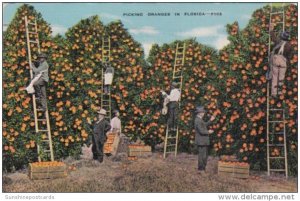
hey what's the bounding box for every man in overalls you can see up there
[269,24,292,96]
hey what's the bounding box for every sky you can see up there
[3,2,267,57]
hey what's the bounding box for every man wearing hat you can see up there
[194,106,215,173]
[268,24,292,96]
[91,108,111,163]
[30,53,49,111]
[161,82,181,131]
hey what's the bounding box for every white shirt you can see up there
[110,117,121,133]
[168,88,181,102]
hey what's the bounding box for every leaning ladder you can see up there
[101,35,112,121]
[163,42,186,158]
[25,16,54,162]
[266,3,288,178]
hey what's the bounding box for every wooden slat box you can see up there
[104,132,120,155]
[29,162,67,180]
[218,161,250,179]
[128,144,152,157]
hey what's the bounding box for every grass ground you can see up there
[2,152,297,193]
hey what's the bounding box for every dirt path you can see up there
[3,153,297,193]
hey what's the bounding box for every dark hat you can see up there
[195,106,206,114]
[37,53,47,59]
[113,110,119,115]
[280,31,290,41]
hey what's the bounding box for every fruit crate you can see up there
[104,132,120,155]
[28,161,67,180]
[218,161,250,179]
[128,144,152,157]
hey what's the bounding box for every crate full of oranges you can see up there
[28,161,67,180]
[218,160,250,179]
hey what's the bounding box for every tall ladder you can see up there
[25,16,54,162]
[163,43,186,158]
[266,3,288,178]
[101,35,112,121]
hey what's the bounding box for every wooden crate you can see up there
[104,132,120,155]
[128,144,152,157]
[218,161,250,179]
[28,162,67,180]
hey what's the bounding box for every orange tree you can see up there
[210,4,297,175]
[2,4,72,170]
[64,17,146,146]
[137,39,219,151]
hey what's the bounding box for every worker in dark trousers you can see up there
[31,53,49,112]
[194,106,215,174]
[91,109,111,163]
[268,24,292,96]
[161,82,181,131]
[104,62,114,94]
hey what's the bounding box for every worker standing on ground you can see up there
[268,24,292,96]
[29,53,49,112]
[104,62,114,94]
[91,109,111,163]
[194,106,215,174]
[161,82,181,131]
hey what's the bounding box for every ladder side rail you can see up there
[25,16,39,133]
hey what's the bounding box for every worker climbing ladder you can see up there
[163,42,186,158]
[266,3,288,178]
[24,16,54,162]
[101,35,112,120]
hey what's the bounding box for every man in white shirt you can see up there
[104,62,114,94]
[110,110,121,135]
[161,82,181,131]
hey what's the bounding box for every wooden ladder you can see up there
[101,35,112,121]
[266,3,288,178]
[163,42,186,158]
[25,16,54,162]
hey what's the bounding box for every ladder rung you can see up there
[28,31,38,34]
[27,22,36,26]
[173,76,182,79]
[36,109,46,112]
[269,132,285,135]
[269,157,285,159]
[270,12,284,15]
[167,144,176,147]
[174,63,183,66]
[167,137,177,139]
[41,140,50,142]
[269,121,284,123]
[269,144,284,146]
[166,151,176,154]
[37,119,47,121]
[269,169,286,172]
[38,129,49,132]
[269,109,284,111]
[29,40,38,43]
[44,150,51,153]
